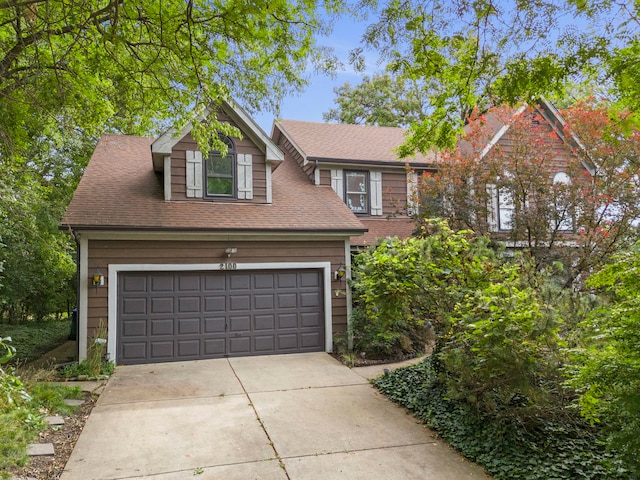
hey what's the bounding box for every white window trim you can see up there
[265,162,273,203]
[497,186,515,231]
[163,155,171,201]
[553,171,574,231]
[344,170,370,214]
[487,184,499,232]
[105,262,334,362]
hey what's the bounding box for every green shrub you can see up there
[348,306,427,358]
[350,220,499,357]
[60,359,115,379]
[567,241,640,474]
[438,262,566,418]
[60,319,114,379]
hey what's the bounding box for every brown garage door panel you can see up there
[118,270,325,364]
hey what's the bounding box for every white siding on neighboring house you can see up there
[186,150,203,198]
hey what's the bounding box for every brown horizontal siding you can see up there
[276,137,315,182]
[319,169,331,186]
[382,171,409,216]
[170,132,268,203]
[494,117,580,178]
[86,238,348,345]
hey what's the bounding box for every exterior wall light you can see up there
[91,267,104,287]
[224,247,238,257]
[335,264,346,281]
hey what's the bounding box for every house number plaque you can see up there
[220,262,238,270]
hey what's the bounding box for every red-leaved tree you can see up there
[412,100,640,287]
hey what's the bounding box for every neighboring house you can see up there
[414,99,596,246]
[474,99,594,239]
[271,120,435,248]
[62,101,366,365]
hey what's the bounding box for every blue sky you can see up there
[252,14,379,134]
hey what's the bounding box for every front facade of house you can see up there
[63,102,366,365]
[63,98,586,365]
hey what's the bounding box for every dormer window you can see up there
[205,136,235,198]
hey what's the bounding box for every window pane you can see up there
[207,177,233,196]
[499,207,514,230]
[346,172,367,193]
[498,188,514,230]
[347,193,367,213]
[208,155,233,176]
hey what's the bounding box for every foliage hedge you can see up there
[374,357,632,480]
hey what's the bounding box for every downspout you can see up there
[70,226,80,361]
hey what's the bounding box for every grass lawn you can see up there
[1,319,72,364]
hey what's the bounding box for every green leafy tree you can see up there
[0,157,77,322]
[323,73,427,127]
[567,242,640,473]
[0,0,345,321]
[0,0,343,157]
[355,0,640,152]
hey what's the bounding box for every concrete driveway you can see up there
[60,353,489,480]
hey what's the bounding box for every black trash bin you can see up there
[69,307,78,341]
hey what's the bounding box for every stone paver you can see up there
[63,399,84,407]
[45,415,65,425]
[26,443,54,456]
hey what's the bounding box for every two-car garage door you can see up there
[117,269,325,365]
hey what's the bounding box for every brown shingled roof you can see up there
[62,134,366,234]
[275,120,436,165]
[351,217,416,247]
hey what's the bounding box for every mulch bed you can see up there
[330,351,424,367]
[8,393,97,480]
